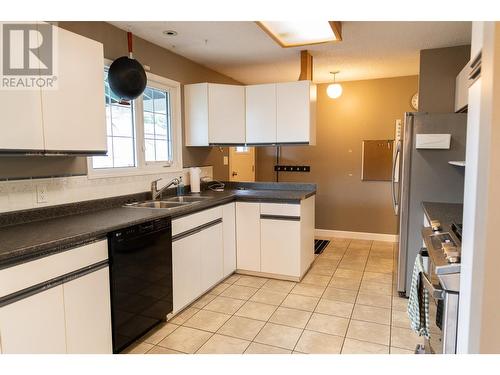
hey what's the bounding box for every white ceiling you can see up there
[109,21,471,84]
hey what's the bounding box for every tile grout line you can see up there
[340,238,372,353]
[134,239,404,354]
[241,278,283,353]
[292,238,352,354]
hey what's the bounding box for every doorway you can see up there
[229,146,255,182]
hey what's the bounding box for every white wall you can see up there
[0,166,213,213]
[458,21,500,354]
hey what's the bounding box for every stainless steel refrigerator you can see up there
[393,112,467,296]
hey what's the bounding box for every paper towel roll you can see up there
[190,167,201,193]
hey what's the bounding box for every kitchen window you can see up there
[88,67,182,178]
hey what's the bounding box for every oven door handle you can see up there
[421,272,445,300]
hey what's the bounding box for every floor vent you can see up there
[314,239,330,254]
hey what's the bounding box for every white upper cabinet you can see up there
[277,81,316,144]
[41,25,106,152]
[184,83,245,146]
[245,83,277,144]
[0,90,44,152]
[184,80,316,146]
[208,84,246,144]
[184,83,209,146]
[471,21,484,61]
[455,63,470,112]
[0,22,44,153]
[0,23,106,154]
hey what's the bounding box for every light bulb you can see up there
[327,83,343,99]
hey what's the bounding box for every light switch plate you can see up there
[223,156,229,165]
[416,134,451,149]
[36,185,48,203]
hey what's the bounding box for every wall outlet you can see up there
[223,156,229,165]
[36,185,48,203]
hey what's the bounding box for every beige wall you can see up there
[256,75,419,234]
[418,45,470,113]
[0,21,238,181]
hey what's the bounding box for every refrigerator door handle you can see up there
[391,140,401,215]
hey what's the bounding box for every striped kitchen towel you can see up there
[407,253,430,338]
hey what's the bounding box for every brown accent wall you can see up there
[256,76,419,234]
[418,45,470,113]
[0,21,238,181]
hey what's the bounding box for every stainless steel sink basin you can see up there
[165,195,211,203]
[127,200,190,209]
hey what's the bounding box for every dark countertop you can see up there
[0,186,316,268]
[421,201,463,230]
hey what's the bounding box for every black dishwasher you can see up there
[108,217,172,353]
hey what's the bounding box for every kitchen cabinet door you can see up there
[236,202,261,272]
[276,81,316,144]
[63,267,112,354]
[0,21,44,153]
[199,222,224,291]
[41,25,107,152]
[471,22,484,61]
[184,83,209,146]
[0,285,66,353]
[261,218,301,277]
[245,83,277,144]
[172,234,202,313]
[0,90,44,152]
[222,203,237,277]
[208,84,246,144]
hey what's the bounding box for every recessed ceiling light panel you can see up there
[257,21,341,48]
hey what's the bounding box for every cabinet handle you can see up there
[260,214,300,221]
[172,218,223,242]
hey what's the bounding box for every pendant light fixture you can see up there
[327,71,343,99]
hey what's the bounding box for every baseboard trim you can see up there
[315,229,399,243]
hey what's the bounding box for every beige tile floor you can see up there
[123,237,422,354]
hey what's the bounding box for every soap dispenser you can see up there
[177,177,185,196]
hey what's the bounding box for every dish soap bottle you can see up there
[177,177,185,196]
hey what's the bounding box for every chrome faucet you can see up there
[151,177,180,200]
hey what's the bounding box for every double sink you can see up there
[127,195,211,209]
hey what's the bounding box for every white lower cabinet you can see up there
[171,205,236,315]
[235,196,315,280]
[0,286,67,354]
[222,203,237,277]
[200,222,224,293]
[0,240,112,354]
[236,202,261,272]
[172,212,224,314]
[261,218,301,277]
[172,234,202,313]
[63,267,112,354]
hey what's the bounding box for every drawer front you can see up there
[0,239,108,298]
[172,206,223,236]
[260,202,300,217]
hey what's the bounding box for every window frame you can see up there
[87,63,183,179]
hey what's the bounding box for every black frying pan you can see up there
[108,32,147,102]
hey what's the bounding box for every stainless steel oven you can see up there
[420,248,459,354]
[420,226,461,354]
